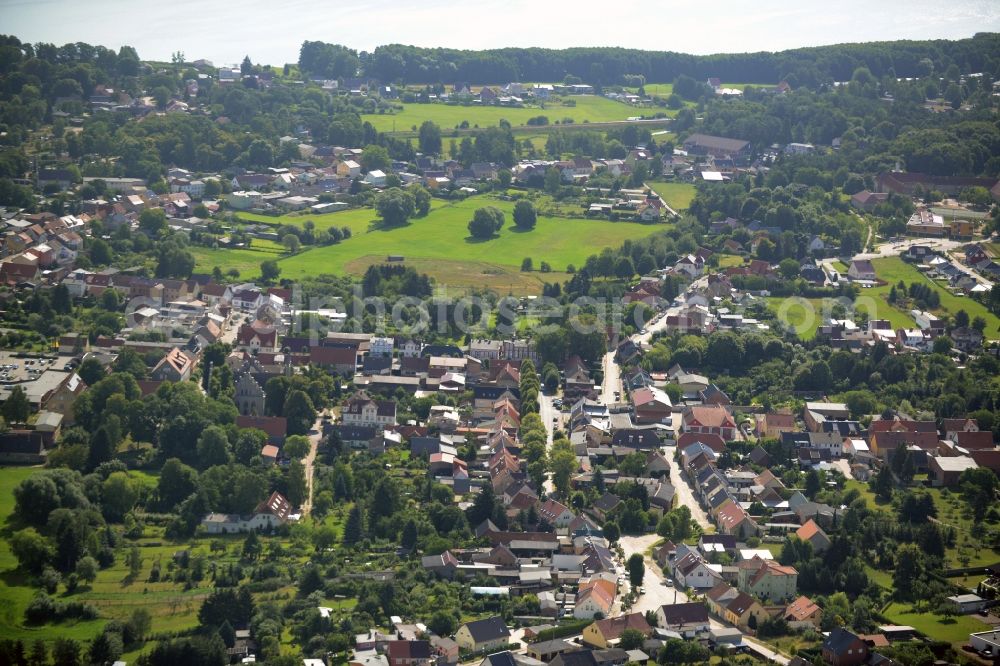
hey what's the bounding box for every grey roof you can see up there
[464,616,510,643]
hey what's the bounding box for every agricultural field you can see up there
[214,195,668,292]
[362,95,640,133]
[870,257,1000,339]
[645,181,697,211]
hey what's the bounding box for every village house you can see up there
[200,491,293,533]
[681,405,737,440]
[454,617,511,654]
[574,577,616,619]
[342,391,397,428]
[150,347,195,382]
[821,627,869,666]
[846,259,876,282]
[737,557,798,602]
[655,603,710,638]
[582,613,651,648]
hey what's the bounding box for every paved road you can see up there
[600,352,621,404]
[618,535,790,665]
[663,445,712,529]
[538,392,559,495]
[218,312,246,346]
[618,535,688,614]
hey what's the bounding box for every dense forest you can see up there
[312,34,1000,86]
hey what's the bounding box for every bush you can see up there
[24,593,99,624]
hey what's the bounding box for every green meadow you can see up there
[363,95,641,133]
[871,257,1000,339]
[644,181,697,211]
[196,195,668,293]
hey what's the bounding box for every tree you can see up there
[87,426,115,471]
[361,144,391,172]
[512,200,537,230]
[627,553,645,587]
[778,258,800,279]
[2,385,30,424]
[77,357,105,386]
[549,438,577,497]
[411,185,432,217]
[282,233,301,253]
[614,256,635,279]
[287,460,306,507]
[283,435,310,460]
[51,639,81,666]
[11,528,54,574]
[892,544,923,601]
[102,472,139,522]
[75,555,98,585]
[466,482,497,527]
[138,208,167,235]
[196,426,231,468]
[343,504,364,545]
[158,458,199,509]
[960,466,999,522]
[89,631,123,666]
[429,610,457,637]
[468,206,505,238]
[375,187,416,227]
[418,121,442,155]
[954,309,970,329]
[619,628,645,651]
[260,260,281,283]
[521,257,533,272]
[283,390,316,436]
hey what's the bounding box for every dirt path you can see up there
[299,414,324,516]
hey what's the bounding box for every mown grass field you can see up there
[764,297,828,339]
[645,181,696,211]
[198,196,667,293]
[871,257,1000,339]
[882,602,990,645]
[363,95,637,133]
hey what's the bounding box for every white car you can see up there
[664,579,674,587]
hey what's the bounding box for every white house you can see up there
[370,336,394,357]
[364,170,387,187]
[200,491,292,533]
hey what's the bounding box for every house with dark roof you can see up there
[682,134,750,158]
[455,617,510,654]
[822,627,868,666]
[386,640,433,666]
[656,602,710,638]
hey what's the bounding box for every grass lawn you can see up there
[831,260,849,273]
[883,602,991,644]
[764,297,828,339]
[717,254,744,269]
[985,243,1000,258]
[190,245,283,278]
[363,95,635,133]
[272,196,666,291]
[870,257,1000,339]
[645,181,696,211]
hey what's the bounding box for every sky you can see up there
[1,0,999,66]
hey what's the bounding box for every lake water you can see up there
[1,0,998,68]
